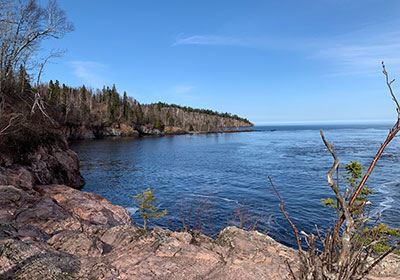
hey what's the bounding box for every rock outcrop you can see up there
[1,181,399,279]
[141,106,253,132]
[60,106,253,140]
[0,138,85,189]
[0,181,299,279]
[61,124,140,140]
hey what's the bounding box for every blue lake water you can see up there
[71,123,400,248]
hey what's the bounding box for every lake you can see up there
[71,123,400,248]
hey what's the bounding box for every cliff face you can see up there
[0,137,85,189]
[61,123,140,140]
[61,106,254,140]
[142,106,253,132]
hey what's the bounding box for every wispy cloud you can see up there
[155,84,200,103]
[171,85,195,94]
[69,61,108,87]
[173,34,242,46]
[307,24,400,76]
[172,33,302,50]
[311,42,400,76]
[177,23,400,77]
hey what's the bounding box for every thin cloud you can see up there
[69,60,108,87]
[173,35,242,46]
[312,43,400,76]
[170,85,199,100]
[155,85,200,103]
[307,24,400,76]
[173,25,400,76]
[172,85,195,94]
[172,33,304,50]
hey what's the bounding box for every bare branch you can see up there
[0,113,19,135]
[268,175,303,252]
[337,62,400,228]
[35,48,66,86]
[0,0,73,93]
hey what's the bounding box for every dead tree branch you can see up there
[268,175,302,252]
[337,61,400,228]
[269,62,400,279]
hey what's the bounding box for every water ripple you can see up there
[71,123,400,248]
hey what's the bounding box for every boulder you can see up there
[36,184,132,227]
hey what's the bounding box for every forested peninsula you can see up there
[35,79,253,140]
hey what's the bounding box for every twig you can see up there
[268,175,302,252]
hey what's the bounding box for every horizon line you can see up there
[253,119,394,126]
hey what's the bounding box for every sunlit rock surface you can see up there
[0,182,399,279]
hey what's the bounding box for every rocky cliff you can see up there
[141,105,253,132]
[0,137,85,189]
[61,108,254,140]
[1,182,399,279]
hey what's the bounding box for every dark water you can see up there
[71,123,400,248]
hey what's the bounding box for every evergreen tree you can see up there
[134,188,167,230]
[123,91,129,120]
[54,80,61,105]
[17,64,31,95]
[48,80,55,103]
[81,85,87,103]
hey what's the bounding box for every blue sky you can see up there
[40,0,400,124]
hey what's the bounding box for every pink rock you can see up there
[36,184,132,227]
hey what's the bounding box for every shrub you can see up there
[134,188,167,230]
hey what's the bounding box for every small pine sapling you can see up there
[321,160,373,216]
[134,188,167,230]
[322,160,400,255]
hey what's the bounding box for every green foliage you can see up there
[123,91,129,120]
[134,188,167,230]
[134,103,144,125]
[151,101,251,124]
[321,161,373,215]
[17,64,31,95]
[361,223,400,255]
[154,118,161,129]
[321,160,400,255]
[29,77,251,130]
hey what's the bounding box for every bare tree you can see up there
[269,62,400,279]
[0,0,73,93]
[230,201,269,231]
[179,193,215,234]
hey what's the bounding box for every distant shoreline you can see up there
[188,128,257,135]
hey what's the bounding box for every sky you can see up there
[39,0,400,124]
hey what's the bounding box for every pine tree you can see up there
[123,91,129,120]
[48,80,55,103]
[17,64,31,95]
[54,80,61,105]
[134,188,167,230]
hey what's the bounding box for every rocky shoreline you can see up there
[61,123,255,141]
[0,139,399,279]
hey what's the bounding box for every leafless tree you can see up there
[0,0,73,93]
[179,193,215,234]
[269,62,400,279]
[230,201,269,231]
